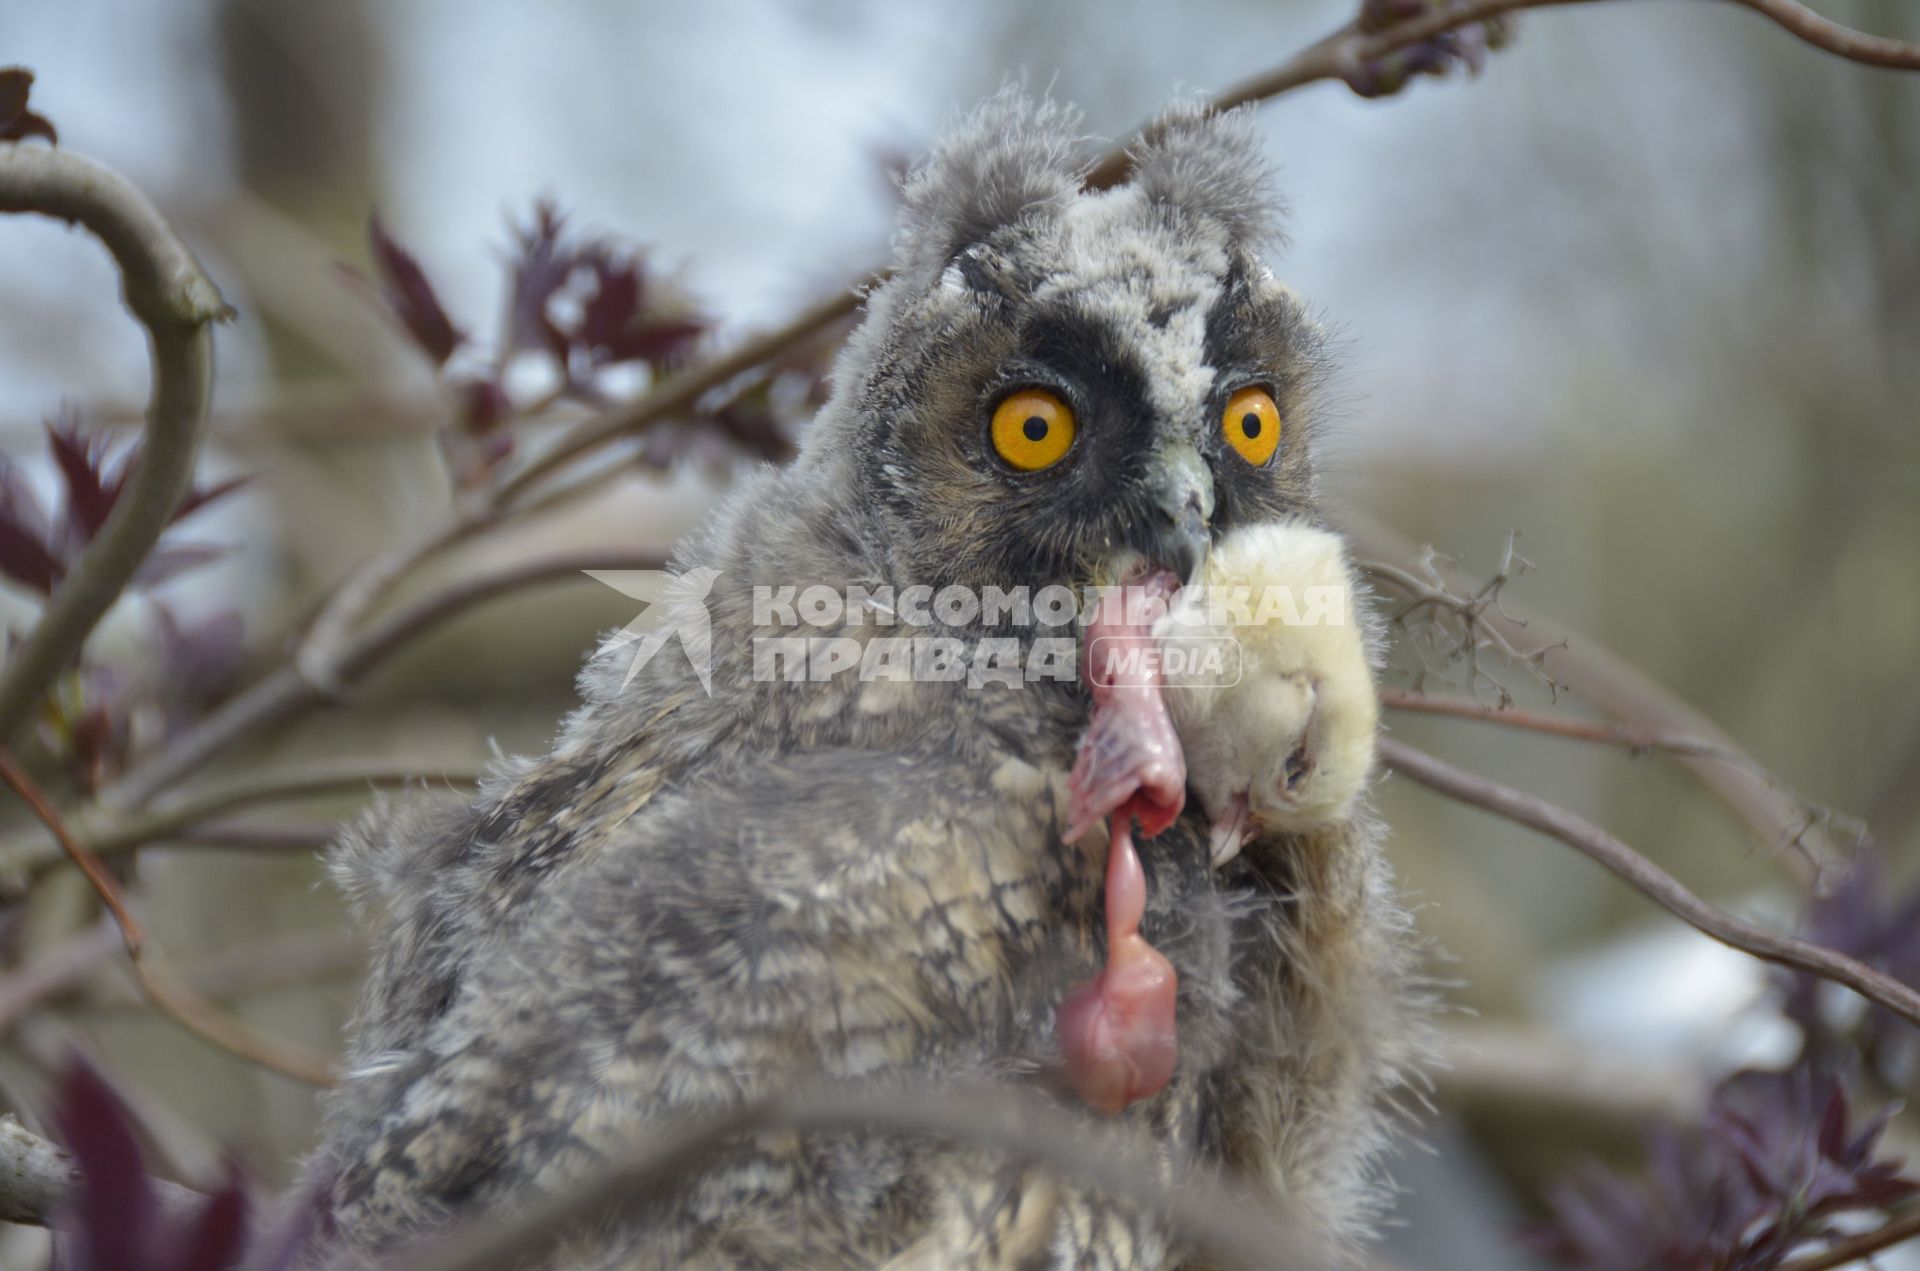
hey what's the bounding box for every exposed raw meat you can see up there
[1057,570,1185,1114]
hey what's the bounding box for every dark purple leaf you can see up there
[0,107,56,145]
[0,514,61,593]
[606,316,706,368]
[53,1059,157,1269]
[46,417,121,540]
[240,1171,334,1271]
[0,68,28,127]
[1535,1069,1919,1270]
[506,200,574,361]
[173,473,250,522]
[149,605,246,721]
[368,214,463,365]
[168,1172,249,1271]
[455,377,511,435]
[0,67,55,144]
[578,255,643,354]
[0,457,49,543]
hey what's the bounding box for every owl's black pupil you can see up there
[1241,412,1263,439]
[1022,416,1049,442]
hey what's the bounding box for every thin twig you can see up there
[160,819,337,852]
[0,762,479,878]
[0,147,230,746]
[0,749,336,1085]
[1380,686,1756,763]
[1346,515,1854,881]
[1376,736,1920,1030]
[293,517,475,698]
[398,1083,1323,1271]
[1780,1205,1920,1271]
[1084,0,1920,186]
[1380,691,1861,879]
[109,550,665,807]
[0,917,120,1034]
[493,289,858,506]
[1724,0,1920,70]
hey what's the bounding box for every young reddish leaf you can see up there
[53,1059,157,1270]
[506,200,574,361]
[46,417,122,540]
[0,67,55,144]
[0,107,56,144]
[608,316,706,368]
[455,377,511,435]
[0,68,28,128]
[0,516,61,594]
[0,457,49,542]
[169,1172,249,1271]
[173,472,250,522]
[241,1171,335,1271]
[368,213,464,365]
[577,255,643,358]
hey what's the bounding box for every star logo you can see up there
[583,566,721,694]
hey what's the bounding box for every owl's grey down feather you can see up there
[304,92,1431,1269]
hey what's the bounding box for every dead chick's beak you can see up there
[1208,792,1256,868]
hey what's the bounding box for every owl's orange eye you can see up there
[1222,385,1281,467]
[990,389,1077,472]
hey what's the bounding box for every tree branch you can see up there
[0,763,478,879]
[398,1083,1323,1271]
[1723,0,1920,70]
[1381,686,1769,765]
[1779,1205,1920,1271]
[109,550,664,807]
[0,147,230,747]
[1086,0,1920,187]
[1348,516,1852,881]
[0,1110,204,1229]
[0,749,336,1085]
[1376,736,1920,1030]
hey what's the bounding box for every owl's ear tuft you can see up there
[1127,100,1283,248]
[895,88,1088,281]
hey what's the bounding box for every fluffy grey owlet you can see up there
[304,93,1430,1269]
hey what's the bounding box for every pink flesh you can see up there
[1057,571,1185,1114]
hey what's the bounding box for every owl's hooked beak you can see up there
[1131,445,1214,586]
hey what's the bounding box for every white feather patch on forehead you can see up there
[1026,190,1233,430]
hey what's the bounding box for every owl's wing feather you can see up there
[315,740,1170,1265]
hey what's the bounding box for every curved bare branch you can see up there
[0,146,230,746]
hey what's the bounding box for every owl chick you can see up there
[304,92,1428,1269]
[1159,521,1380,865]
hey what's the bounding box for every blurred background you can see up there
[1,0,1916,1266]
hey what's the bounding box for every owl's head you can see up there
[801,91,1330,597]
